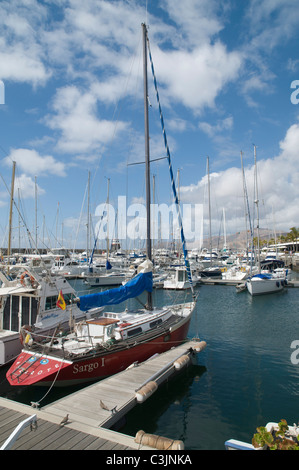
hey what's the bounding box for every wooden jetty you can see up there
[0,339,206,450]
[200,278,241,286]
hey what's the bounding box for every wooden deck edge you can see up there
[0,397,151,450]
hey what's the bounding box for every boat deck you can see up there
[24,312,182,361]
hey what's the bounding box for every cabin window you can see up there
[3,296,38,331]
[150,319,162,329]
[45,296,57,310]
[127,327,142,337]
[178,270,185,282]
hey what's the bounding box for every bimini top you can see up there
[77,271,153,311]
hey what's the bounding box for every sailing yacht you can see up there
[246,146,287,296]
[6,24,197,387]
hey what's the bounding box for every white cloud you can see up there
[199,117,233,137]
[237,1,299,107]
[0,1,51,86]
[161,0,224,47]
[167,118,189,133]
[151,42,242,113]
[45,86,128,154]
[15,173,45,199]
[4,148,66,177]
[180,122,299,233]
[245,0,299,50]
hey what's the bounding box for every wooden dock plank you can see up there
[42,427,87,450]
[15,424,76,450]
[45,402,114,425]
[84,437,115,450]
[9,421,58,450]
[0,413,29,442]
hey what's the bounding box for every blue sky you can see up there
[1,0,299,251]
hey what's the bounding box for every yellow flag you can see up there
[56,290,66,310]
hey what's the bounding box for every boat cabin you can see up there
[75,317,119,343]
[73,308,173,345]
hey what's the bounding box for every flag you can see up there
[56,290,66,310]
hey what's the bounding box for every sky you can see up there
[0,0,299,251]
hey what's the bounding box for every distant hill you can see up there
[193,229,288,251]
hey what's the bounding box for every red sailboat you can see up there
[6,24,198,388]
[6,280,194,386]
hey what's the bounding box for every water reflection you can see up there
[119,364,207,443]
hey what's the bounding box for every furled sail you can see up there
[78,271,153,311]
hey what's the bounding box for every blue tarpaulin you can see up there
[78,271,153,311]
[252,273,272,280]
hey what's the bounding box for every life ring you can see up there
[20,271,35,287]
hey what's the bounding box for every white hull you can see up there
[246,276,286,296]
[84,273,128,287]
[163,266,200,290]
[163,280,191,290]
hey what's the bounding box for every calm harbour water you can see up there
[1,277,299,450]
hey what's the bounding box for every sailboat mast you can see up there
[87,170,90,261]
[142,23,152,310]
[254,144,260,270]
[223,207,227,250]
[7,160,16,272]
[207,156,212,265]
[106,177,110,261]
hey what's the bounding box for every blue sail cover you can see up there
[78,272,153,311]
[252,273,272,280]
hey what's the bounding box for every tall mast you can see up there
[223,207,227,250]
[254,144,260,271]
[106,177,110,261]
[7,161,16,272]
[142,22,152,309]
[87,170,90,260]
[241,151,248,253]
[207,156,212,265]
[35,175,38,249]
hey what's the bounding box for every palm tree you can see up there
[287,227,299,252]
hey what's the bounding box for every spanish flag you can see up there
[56,290,66,310]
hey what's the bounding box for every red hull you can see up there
[6,318,191,387]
